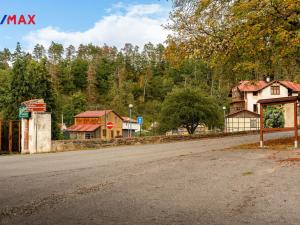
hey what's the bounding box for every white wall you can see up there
[22,112,51,154]
[122,122,141,132]
[245,92,259,112]
[226,117,260,132]
[245,84,289,113]
[21,119,29,154]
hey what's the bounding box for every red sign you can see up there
[27,103,46,112]
[106,122,113,129]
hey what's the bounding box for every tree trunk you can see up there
[186,123,199,135]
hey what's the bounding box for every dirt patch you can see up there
[277,157,300,167]
[278,157,300,163]
[75,182,113,195]
[233,137,294,150]
[242,171,254,176]
[0,181,113,222]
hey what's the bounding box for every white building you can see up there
[166,125,208,136]
[122,117,141,137]
[226,80,300,132]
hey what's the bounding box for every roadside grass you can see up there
[233,137,294,150]
[0,151,20,156]
[242,171,254,176]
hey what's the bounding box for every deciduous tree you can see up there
[160,88,221,134]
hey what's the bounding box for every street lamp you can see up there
[128,104,133,138]
[222,106,227,133]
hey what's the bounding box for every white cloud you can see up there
[24,3,170,50]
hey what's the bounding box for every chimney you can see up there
[266,77,271,83]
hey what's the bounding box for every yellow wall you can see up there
[99,111,123,140]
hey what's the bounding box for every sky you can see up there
[0,0,172,51]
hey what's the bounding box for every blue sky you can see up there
[0,0,171,51]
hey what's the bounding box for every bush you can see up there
[263,105,285,128]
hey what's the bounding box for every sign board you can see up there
[137,116,143,125]
[106,121,114,129]
[19,105,30,119]
[27,103,46,112]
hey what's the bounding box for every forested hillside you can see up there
[0,0,299,138]
[0,42,220,138]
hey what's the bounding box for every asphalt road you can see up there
[0,132,298,225]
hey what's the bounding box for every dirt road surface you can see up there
[1,132,299,225]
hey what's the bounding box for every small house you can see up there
[166,125,208,136]
[67,110,123,140]
[122,117,141,137]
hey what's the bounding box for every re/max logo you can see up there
[0,15,36,25]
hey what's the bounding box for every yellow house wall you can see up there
[99,111,123,140]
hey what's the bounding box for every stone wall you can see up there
[51,131,258,152]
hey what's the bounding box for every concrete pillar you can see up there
[21,112,51,154]
[21,119,30,154]
[260,141,264,148]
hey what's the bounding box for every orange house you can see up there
[67,110,123,140]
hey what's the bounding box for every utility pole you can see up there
[0,120,2,152]
[104,109,107,141]
[61,113,64,132]
[128,104,133,138]
[223,106,226,133]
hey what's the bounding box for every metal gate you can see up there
[0,120,21,153]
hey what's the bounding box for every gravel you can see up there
[1,131,299,225]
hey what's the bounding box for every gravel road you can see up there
[0,132,299,225]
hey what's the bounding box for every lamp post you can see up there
[128,104,133,138]
[104,109,107,141]
[223,106,227,133]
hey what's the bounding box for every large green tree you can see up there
[26,59,60,139]
[160,88,222,134]
[71,58,88,90]
[0,40,229,137]
[5,56,32,119]
[169,0,300,84]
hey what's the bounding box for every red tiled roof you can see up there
[67,124,100,132]
[74,110,112,118]
[122,117,137,123]
[236,80,300,92]
[237,80,268,92]
[279,81,300,92]
[21,99,44,106]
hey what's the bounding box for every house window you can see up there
[271,86,280,95]
[253,91,258,96]
[85,132,95,139]
[253,104,258,113]
[250,119,257,128]
[117,130,120,137]
[111,130,114,138]
[103,129,107,137]
[115,116,118,124]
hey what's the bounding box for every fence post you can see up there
[18,121,21,152]
[260,104,264,148]
[294,101,298,148]
[9,120,13,153]
[0,120,2,152]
